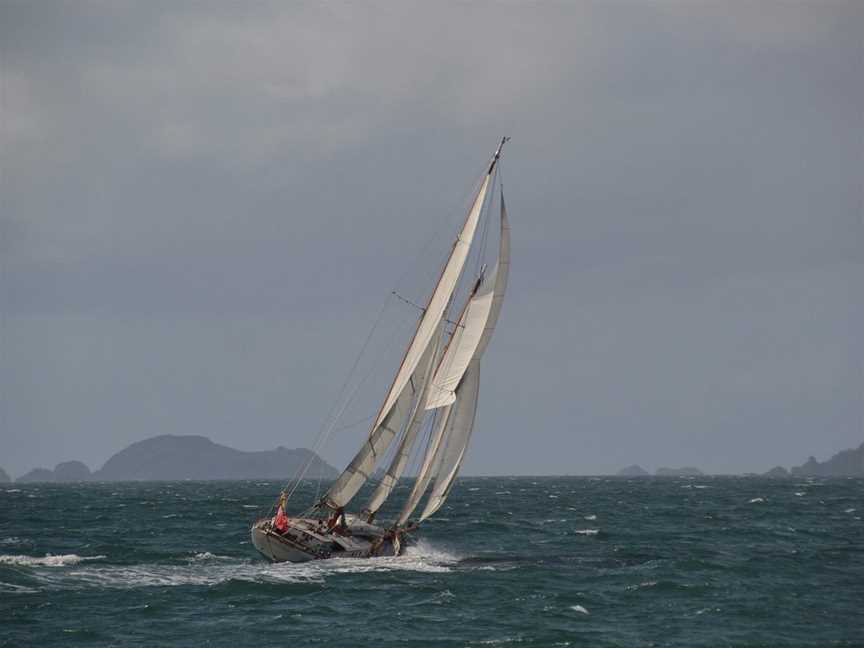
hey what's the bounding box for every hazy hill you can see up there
[790,443,864,477]
[17,468,56,483]
[54,461,92,482]
[93,435,337,481]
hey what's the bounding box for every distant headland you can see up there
[760,442,864,478]
[6,435,338,483]
[616,442,864,478]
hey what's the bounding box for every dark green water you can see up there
[1,477,862,646]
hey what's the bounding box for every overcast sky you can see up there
[1,1,862,479]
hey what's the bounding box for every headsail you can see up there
[403,190,512,524]
[419,361,481,521]
[396,402,452,526]
[321,142,506,510]
[364,320,445,515]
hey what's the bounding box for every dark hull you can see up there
[250,517,402,563]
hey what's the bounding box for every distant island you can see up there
[614,442,864,479]
[11,435,338,483]
[764,442,864,478]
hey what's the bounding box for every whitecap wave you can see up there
[574,529,599,536]
[190,552,234,562]
[0,553,106,567]
[570,604,590,614]
[1,537,27,546]
[748,497,765,503]
[6,540,459,591]
[584,514,597,521]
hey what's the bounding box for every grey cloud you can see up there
[1,1,861,476]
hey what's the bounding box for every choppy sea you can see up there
[1,477,862,647]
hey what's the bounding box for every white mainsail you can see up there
[321,145,504,510]
[364,320,445,515]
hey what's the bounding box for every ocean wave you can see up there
[748,497,765,503]
[3,541,459,591]
[1,537,29,546]
[190,552,234,562]
[574,529,599,536]
[0,553,106,567]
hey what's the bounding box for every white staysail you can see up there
[425,281,494,409]
[322,146,503,510]
[474,193,510,359]
[416,192,511,522]
[365,320,445,515]
[396,402,453,526]
[425,194,511,410]
[419,361,481,521]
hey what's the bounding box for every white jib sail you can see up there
[396,402,453,526]
[365,320,445,515]
[322,169,495,510]
[419,361,481,521]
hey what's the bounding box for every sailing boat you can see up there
[251,138,511,562]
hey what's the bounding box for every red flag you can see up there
[274,505,289,532]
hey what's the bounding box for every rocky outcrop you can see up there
[17,468,56,483]
[790,443,864,477]
[53,461,92,482]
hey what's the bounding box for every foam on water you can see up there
[3,541,459,591]
[0,553,106,567]
[574,529,599,536]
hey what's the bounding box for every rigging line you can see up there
[282,292,397,502]
[391,164,487,303]
[394,290,467,329]
[288,300,418,506]
[475,164,499,278]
